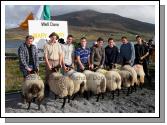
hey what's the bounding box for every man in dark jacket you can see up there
[18,35,39,78]
[134,35,150,82]
[105,38,119,69]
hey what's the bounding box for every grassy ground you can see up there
[5,59,155,93]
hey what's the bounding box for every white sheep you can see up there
[83,70,106,102]
[122,65,138,92]
[112,69,133,96]
[22,73,44,110]
[133,64,145,89]
[64,68,87,99]
[96,68,121,99]
[48,72,74,108]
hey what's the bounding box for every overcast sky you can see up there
[5,5,155,29]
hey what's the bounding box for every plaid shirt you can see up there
[18,43,39,70]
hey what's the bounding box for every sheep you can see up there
[112,68,133,96]
[133,64,145,89]
[64,68,87,99]
[96,68,121,99]
[83,70,106,102]
[48,70,74,108]
[22,72,44,110]
[122,65,138,92]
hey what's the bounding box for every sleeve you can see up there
[105,48,108,66]
[101,48,105,65]
[131,43,135,65]
[34,46,39,68]
[43,44,48,55]
[75,48,80,57]
[114,47,119,63]
[72,45,75,56]
[91,47,95,64]
[18,47,29,70]
[58,44,63,54]
[129,43,133,60]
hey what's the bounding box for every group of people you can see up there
[18,32,152,96]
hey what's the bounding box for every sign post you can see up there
[28,20,68,62]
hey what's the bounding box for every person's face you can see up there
[121,38,128,44]
[136,37,142,44]
[50,36,58,43]
[97,40,104,47]
[67,37,73,44]
[26,38,33,46]
[80,39,87,47]
[108,40,114,47]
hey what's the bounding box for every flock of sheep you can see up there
[21,64,145,110]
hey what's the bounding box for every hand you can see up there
[35,67,39,72]
[71,64,75,69]
[140,57,144,60]
[27,67,32,72]
[99,65,103,68]
[90,64,94,69]
[48,65,52,70]
[80,65,85,70]
[63,65,68,72]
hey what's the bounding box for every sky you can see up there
[5,5,155,29]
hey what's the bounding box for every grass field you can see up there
[6,26,153,42]
[5,59,155,93]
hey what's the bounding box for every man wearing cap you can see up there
[18,35,39,78]
[43,32,63,96]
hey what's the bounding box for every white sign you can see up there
[28,20,68,61]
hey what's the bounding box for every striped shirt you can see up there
[75,47,90,64]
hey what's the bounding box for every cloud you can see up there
[5,5,155,29]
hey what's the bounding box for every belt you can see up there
[48,59,59,61]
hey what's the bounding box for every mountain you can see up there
[6,10,155,41]
[52,10,154,35]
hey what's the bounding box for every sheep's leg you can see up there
[112,91,115,99]
[72,93,77,100]
[130,86,133,94]
[101,92,104,99]
[55,94,58,100]
[37,97,44,110]
[67,95,70,103]
[85,91,90,100]
[96,93,100,102]
[126,87,130,96]
[61,97,67,109]
[27,101,31,110]
[134,83,137,92]
[140,83,143,90]
[117,89,120,96]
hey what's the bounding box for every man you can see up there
[43,32,63,96]
[134,35,150,80]
[120,36,135,66]
[75,37,91,72]
[18,35,39,78]
[90,37,105,69]
[105,38,119,69]
[61,35,75,72]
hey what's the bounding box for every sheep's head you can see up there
[52,65,61,72]
[29,84,40,95]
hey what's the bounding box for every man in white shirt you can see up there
[62,35,75,72]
